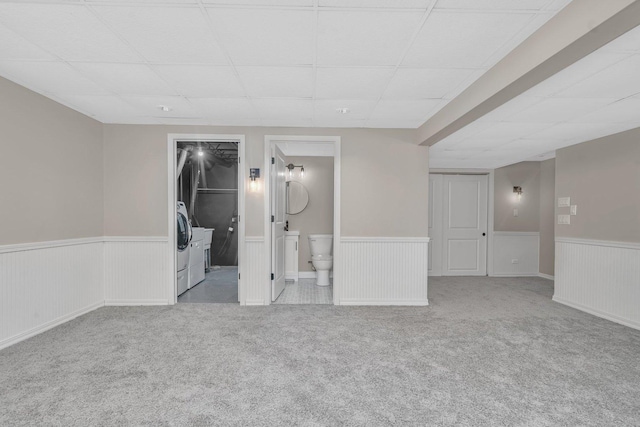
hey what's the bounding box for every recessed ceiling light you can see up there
[336,108,350,114]
[158,105,172,112]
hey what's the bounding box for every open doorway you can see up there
[265,136,341,305]
[170,136,244,304]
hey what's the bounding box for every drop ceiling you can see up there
[0,0,570,130]
[429,19,640,169]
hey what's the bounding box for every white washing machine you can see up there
[176,202,191,296]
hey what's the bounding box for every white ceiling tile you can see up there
[366,119,425,128]
[403,11,534,68]
[472,122,553,140]
[314,99,377,119]
[602,25,640,53]
[252,99,313,120]
[88,0,197,3]
[73,63,177,96]
[369,99,443,121]
[58,94,142,119]
[523,51,630,97]
[383,68,476,99]
[435,0,549,10]
[237,66,313,98]
[317,10,423,66]
[503,98,616,123]
[152,65,245,98]
[0,4,141,62]
[313,118,368,128]
[0,25,56,61]
[571,97,640,124]
[0,61,109,95]
[319,0,431,8]
[315,67,394,99]
[497,138,566,153]
[207,8,314,65]
[188,97,255,120]
[529,122,617,141]
[556,54,640,99]
[120,96,200,118]
[93,6,227,65]
[203,0,313,6]
[450,138,516,150]
[543,0,573,11]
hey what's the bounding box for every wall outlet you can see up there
[511,259,519,264]
[558,214,571,225]
[558,197,571,207]
[513,208,518,217]
[570,205,577,215]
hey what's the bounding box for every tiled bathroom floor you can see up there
[273,279,333,305]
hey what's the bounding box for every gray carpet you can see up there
[178,266,238,304]
[2,277,640,426]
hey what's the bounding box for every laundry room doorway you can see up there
[167,134,246,304]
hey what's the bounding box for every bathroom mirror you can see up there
[287,181,309,215]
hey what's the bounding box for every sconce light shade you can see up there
[513,186,523,201]
[249,168,260,192]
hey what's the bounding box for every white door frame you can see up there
[429,168,495,276]
[264,135,341,305]
[167,133,246,305]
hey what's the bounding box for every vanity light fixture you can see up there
[513,186,523,201]
[286,163,305,178]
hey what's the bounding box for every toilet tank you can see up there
[308,234,333,256]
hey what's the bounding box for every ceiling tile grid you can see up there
[0,0,571,130]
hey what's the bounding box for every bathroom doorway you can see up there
[264,136,341,305]
[167,134,246,305]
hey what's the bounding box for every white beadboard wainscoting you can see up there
[554,237,640,330]
[492,232,540,277]
[0,238,104,350]
[103,237,170,306]
[339,237,430,305]
[245,237,266,305]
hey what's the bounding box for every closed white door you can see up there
[442,175,488,276]
[271,145,287,301]
[428,174,443,276]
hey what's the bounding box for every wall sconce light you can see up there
[286,163,305,179]
[249,168,260,192]
[513,186,523,201]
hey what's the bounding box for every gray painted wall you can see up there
[493,161,541,232]
[555,128,640,243]
[539,158,555,276]
[103,125,429,239]
[0,76,103,245]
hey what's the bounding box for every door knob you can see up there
[482,233,486,236]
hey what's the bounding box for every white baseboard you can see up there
[0,302,104,351]
[538,273,555,280]
[298,271,316,279]
[339,299,429,306]
[105,299,168,306]
[245,300,266,306]
[553,296,640,331]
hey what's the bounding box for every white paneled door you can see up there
[429,174,488,276]
[271,145,287,301]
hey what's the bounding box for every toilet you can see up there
[308,234,333,286]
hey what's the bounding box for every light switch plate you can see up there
[558,197,570,207]
[558,214,570,225]
[570,205,577,215]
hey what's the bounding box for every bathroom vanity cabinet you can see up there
[285,231,299,282]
